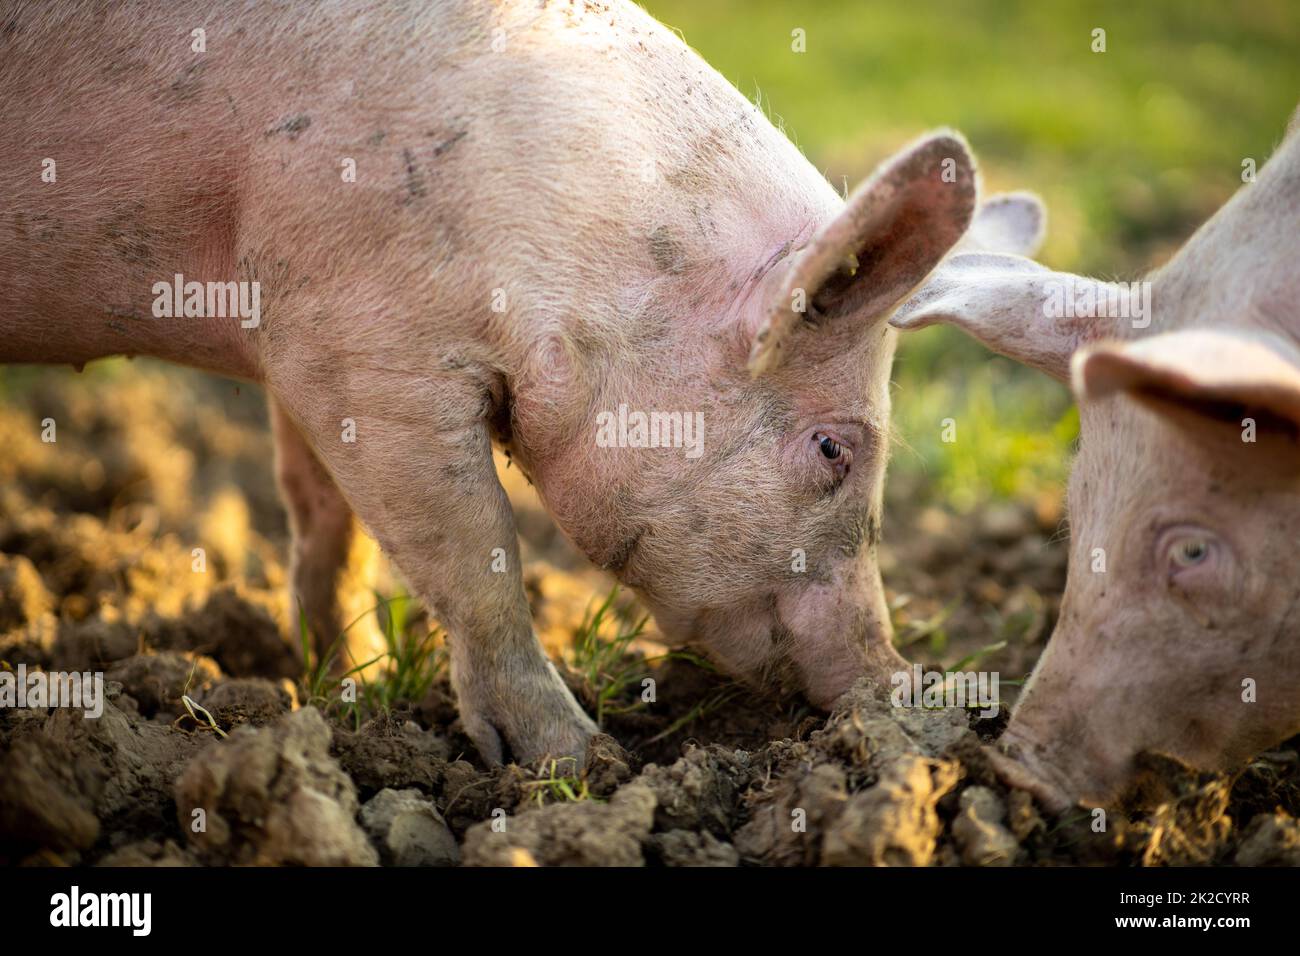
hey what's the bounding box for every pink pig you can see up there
[0,0,1039,765]
[893,107,1300,809]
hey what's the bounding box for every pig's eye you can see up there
[811,431,851,483]
[1168,536,1211,569]
[1156,527,1226,585]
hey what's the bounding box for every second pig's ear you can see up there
[958,191,1047,257]
[889,252,1118,383]
[1073,329,1300,430]
[748,130,976,374]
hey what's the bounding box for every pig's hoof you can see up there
[458,666,598,768]
[461,710,506,766]
[511,712,600,771]
[464,708,598,769]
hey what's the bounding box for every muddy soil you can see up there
[2,363,1299,867]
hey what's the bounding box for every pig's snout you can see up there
[984,729,1077,815]
[776,573,907,710]
[799,635,908,711]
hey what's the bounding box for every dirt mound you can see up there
[174,707,377,866]
[5,652,1300,866]
[197,677,294,729]
[331,712,451,799]
[360,788,459,867]
[0,686,205,863]
[107,651,219,719]
[462,782,657,867]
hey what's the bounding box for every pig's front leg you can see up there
[270,371,597,767]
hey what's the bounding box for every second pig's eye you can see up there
[817,434,842,460]
[1156,526,1227,586]
[1169,536,1210,569]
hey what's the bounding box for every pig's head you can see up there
[951,325,1300,812]
[1020,329,1300,809]
[888,119,1300,806]
[515,131,1045,710]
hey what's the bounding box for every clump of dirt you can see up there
[97,839,198,867]
[196,677,294,729]
[461,782,657,867]
[0,685,206,863]
[733,679,967,866]
[174,707,377,866]
[596,655,807,765]
[107,651,219,719]
[330,711,451,800]
[359,788,459,867]
[37,588,298,681]
[1234,811,1300,866]
[951,786,1020,865]
[1105,752,1234,866]
[43,618,139,673]
[640,744,752,837]
[151,587,299,680]
[648,828,740,867]
[582,733,636,797]
[0,553,54,633]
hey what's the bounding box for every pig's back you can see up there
[0,1,838,378]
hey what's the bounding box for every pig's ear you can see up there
[889,252,1112,383]
[747,130,976,374]
[958,191,1046,257]
[1073,330,1300,428]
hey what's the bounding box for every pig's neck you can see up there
[512,299,744,571]
[1147,125,1300,344]
[488,1,848,565]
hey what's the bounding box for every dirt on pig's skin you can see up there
[3,363,1300,866]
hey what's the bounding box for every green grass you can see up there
[522,758,597,806]
[300,590,446,728]
[569,585,652,724]
[893,597,960,658]
[644,0,1298,275]
[643,0,1299,506]
[368,591,445,708]
[569,585,742,740]
[891,346,1080,511]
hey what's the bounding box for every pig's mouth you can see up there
[985,728,1079,815]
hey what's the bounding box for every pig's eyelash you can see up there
[837,418,882,457]
[860,418,885,452]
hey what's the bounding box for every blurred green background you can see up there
[644,0,1300,510]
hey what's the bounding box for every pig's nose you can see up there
[983,735,1075,815]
